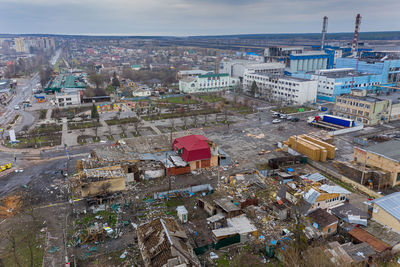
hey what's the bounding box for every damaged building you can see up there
[137,218,200,267]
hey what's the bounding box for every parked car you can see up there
[13,105,20,110]
[272,112,280,118]
[280,114,287,119]
[290,117,300,122]
[272,119,281,124]
[286,116,293,120]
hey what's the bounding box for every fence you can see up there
[307,160,382,199]
[153,184,213,199]
[354,137,369,146]
[194,234,241,255]
[331,124,364,136]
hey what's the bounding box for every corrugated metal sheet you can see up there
[320,184,351,195]
[349,227,390,253]
[303,188,320,204]
[371,192,400,222]
[301,172,326,183]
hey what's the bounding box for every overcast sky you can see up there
[0,0,399,36]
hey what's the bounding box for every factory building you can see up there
[336,57,400,84]
[264,45,304,65]
[354,140,400,187]
[289,51,329,73]
[243,72,317,105]
[221,60,285,82]
[292,68,383,102]
[179,73,239,94]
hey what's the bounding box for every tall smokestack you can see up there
[351,14,362,56]
[321,16,328,51]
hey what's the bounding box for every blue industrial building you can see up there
[289,52,329,73]
[293,68,384,102]
[336,58,400,84]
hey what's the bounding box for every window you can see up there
[328,228,331,233]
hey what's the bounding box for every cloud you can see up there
[0,0,399,35]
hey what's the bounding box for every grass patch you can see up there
[228,105,253,114]
[77,135,93,145]
[162,96,198,105]
[106,135,114,141]
[52,106,91,119]
[33,123,62,133]
[68,121,101,130]
[4,134,61,148]
[216,254,230,267]
[272,106,314,114]
[142,109,219,121]
[105,117,139,126]
[165,199,185,207]
[197,94,224,103]
[39,109,48,119]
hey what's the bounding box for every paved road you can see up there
[0,49,61,136]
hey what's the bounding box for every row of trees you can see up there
[4,51,52,78]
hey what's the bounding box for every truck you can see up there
[321,114,354,128]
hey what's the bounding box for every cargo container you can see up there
[322,115,354,128]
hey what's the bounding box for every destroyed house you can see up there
[348,227,391,253]
[307,208,338,235]
[198,196,242,218]
[137,218,200,267]
[73,166,126,198]
[173,135,218,170]
[303,185,350,213]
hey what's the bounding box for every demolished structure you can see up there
[137,218,200,267]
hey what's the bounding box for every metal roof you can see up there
[300,172,326,183]
[320,184,351,195]
[303,188,320,204]
[365,140,400,162]
[371,192,400,222]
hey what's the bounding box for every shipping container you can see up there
[322,115,354,128]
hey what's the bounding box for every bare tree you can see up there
[133,118,142,135]
[192,114,198,128]
[182,116,188,129]
[203,114,207,126]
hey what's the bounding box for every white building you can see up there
[179,73,239,94]
[14,38,26,53]
[221,60,285,82]
[177,69,212,79]
[243,72,318,105]
[55,89,81,107]
[132,88,151,97]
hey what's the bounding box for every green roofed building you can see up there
[45,74,86,93]
[179,73,239,94]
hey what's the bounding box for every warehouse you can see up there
[353,140,400,187]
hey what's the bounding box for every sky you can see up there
[0,0,399,36]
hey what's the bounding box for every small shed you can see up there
[176,206,188,223]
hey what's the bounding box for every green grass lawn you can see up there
[4,134,61,148]
[34,123,62,133]
[162,96,198,105]
[68,121,101,130]
[273,106,314,114]
[39,109,48,119]
[197,94,225,103]
[142,108,219,121]
[105,117,139,126]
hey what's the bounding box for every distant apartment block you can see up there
[14,37,26,53]
[243,73,317,105]
[179,73,239,94]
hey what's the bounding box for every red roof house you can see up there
[173,135,211,162]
